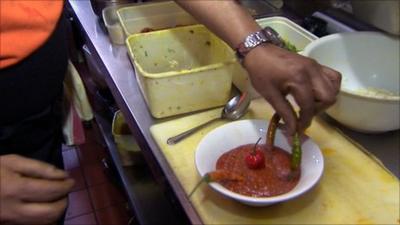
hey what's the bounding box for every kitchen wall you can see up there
[282,0,333,17]
[351,0,399,35]
[282,0,400,35]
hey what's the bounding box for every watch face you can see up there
[263,27,284,48]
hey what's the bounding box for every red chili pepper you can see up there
[206,170,245,182]
[188,170,244,198]
[267,113,281,150]
[245,137,265,169]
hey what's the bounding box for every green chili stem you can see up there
[188,173,210,198]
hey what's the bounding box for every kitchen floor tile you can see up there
[95,203,130,225]
[88,182,125,210]
[84,125,102,144]
[66,189,93,219]
[64,213,97,225]
[77,143,101,165]
[88,144,108,164]
[67,167,86,192]
[62,148,80,170]
[62,108,130,223]
[83,162,108,187]
[91,120,107,148]
[96,147,109,162]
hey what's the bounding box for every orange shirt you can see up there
[0,0,64,69]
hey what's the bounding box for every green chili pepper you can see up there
[267,113,302,172]
[291,132,302,170]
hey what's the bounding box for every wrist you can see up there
[235,27,284,63]
[242,43,274,69]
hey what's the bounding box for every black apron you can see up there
[0,13,68,169]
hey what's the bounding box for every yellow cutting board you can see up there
[150,98,399,224]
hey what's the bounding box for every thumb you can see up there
[1,154,68,180]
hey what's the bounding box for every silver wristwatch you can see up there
[236,26,284,61]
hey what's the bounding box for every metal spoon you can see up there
[167,92,251,145]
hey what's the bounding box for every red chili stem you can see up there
[252,137,262,154]
[188,171,244,198]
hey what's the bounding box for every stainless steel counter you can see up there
[68,0,399,224]
[68,1,201,223]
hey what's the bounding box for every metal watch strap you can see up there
[235,27,284,61]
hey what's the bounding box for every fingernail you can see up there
[52,167,67,176]
[279,124,288,132]
[282,126,295,136]
[52,166,64,172]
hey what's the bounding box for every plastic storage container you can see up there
[117,1,197,40]
[233,16,318,98]
[126,24,235,118]
[102,3,136,45]
[112,111,142,166]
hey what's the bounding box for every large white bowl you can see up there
[195,119,324,207]
[303,32,400,132]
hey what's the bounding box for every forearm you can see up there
[175,0,261,49]
[176,0,342,135]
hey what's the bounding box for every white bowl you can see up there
[303,32,400,132]
[195,119,324,207]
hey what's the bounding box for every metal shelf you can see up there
[94,112,189,225]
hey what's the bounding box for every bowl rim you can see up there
[194,119,324,205]
[303,31,400,102]
[340,88,400,102]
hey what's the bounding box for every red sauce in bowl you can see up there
[216,144,300,197]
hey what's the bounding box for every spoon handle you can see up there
[167,117,221,145]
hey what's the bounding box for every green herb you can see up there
[281,39,299,53]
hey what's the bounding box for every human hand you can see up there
[0,154,74,225]
[243,44,341,134]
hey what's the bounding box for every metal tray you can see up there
[102,3,136,45]
[117,1,197,40]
